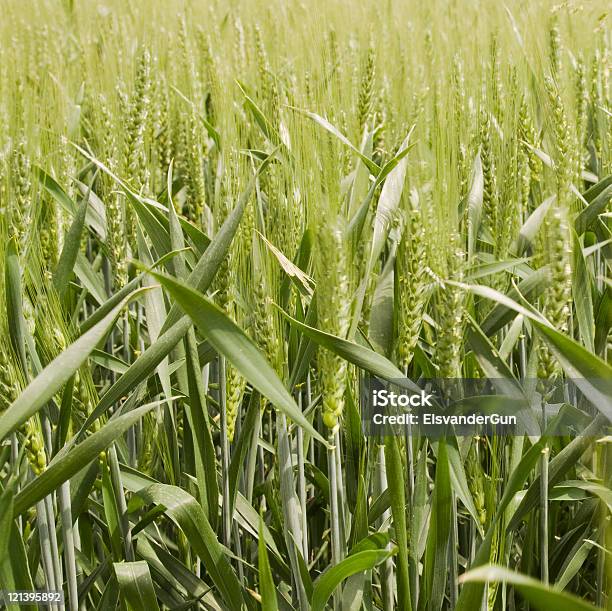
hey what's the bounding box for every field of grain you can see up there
[0,0,610,609]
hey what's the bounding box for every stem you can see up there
[333,428,346,561]
[44,494,63,599]
[377,445,395,611]
[11,433,21,532]
[328,431,341,565]
[219,356,231,549]
[108,445,134,560]
[297,391,308,560]
[59,481,79,611]
[450,490,459,607]
[328,429,341,610]
[37,499,58,611]
[307,373,315,500]
[540,445,549,584]
[277,415,308,609]
[245,404,261,505]
[233,520,245,585]
[404,367,415,502]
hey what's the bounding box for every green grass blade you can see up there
[114,561,161,611]
[133,483,244,609]
[369,129,414,270]
[384,435,412,611]
[12,400,168,515]
[258,512,279,611]
[54,174,93,295]
[311,549,394,611]
[0,291,143,442]
[149,270,327,445]
[279,306,420,393]
[460,565,601,611]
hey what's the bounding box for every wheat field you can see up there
[0,0,610,609]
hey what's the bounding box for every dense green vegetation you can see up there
[0,0,610,609]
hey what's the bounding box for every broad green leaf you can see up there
[102,464,123,561]
[553,480,612,513]
[136,537,223,610]
[532,321,612,420]
[423,440,451,611]
[128,190,172,262]
[114,561,160,611]
[234,492,286,566]
[0,487,13,559]
[445,440,484,537]
[463,281,612,419]
[456,435,548,610]
[12,400,168,516]
[583,174,612,203]
[369,128,415,269]
[54,174,93,295]
[79,274,143,334]
[481,267,549,335]
[595,287,612,356]
[90,350,129,375]
[237,81,280,144]
[311,549,394,611]
[347,146,416,246]
[160,171,258,334]
[465,257,531,281]
[137,225,171,395]
[466,151,484,260]
[576,182,612,234]
[508,423,609,533]
[466,317,522,392]
[0,514,35,607]
[276,414,308,608]
[294,107,381,174]
[82,317,191,432]
[288,294,319,389]
[278,306,420,393]
[36,166,107,239]
[0,291,142,442]
[149,271,327,445]
[499,314,525,361]
[258,512,279,611]
[572,230,595,352]
[385,434,412,610]
[54,375,75,453]
[460,565,599,611]
[141,193,209,259]
[133,484,244,610]
[228,392,259,518]
[184,329,219,528]
[555,537,594,590]
[369,254,395,357]
[514,196,555,255]
[75,252,108,305]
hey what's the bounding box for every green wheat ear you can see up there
[396,194,428,372]
[11,135,32,251]
[316,220,349,429]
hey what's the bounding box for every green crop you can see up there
[0,0,610,609]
